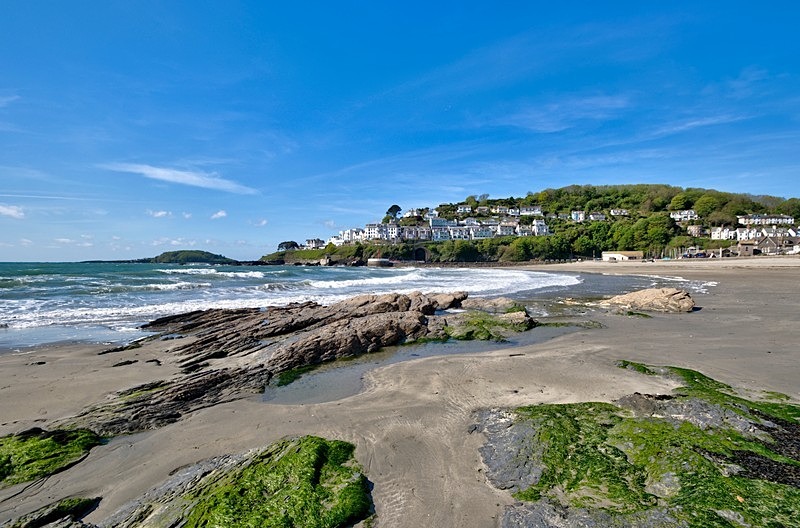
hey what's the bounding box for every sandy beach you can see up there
[1,256,798,526]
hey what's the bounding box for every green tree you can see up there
[693,194,721,217]
[278,241,299,251]
[386,204,402,219]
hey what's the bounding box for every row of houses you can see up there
[325,216,551,246]
[710,226,799,241]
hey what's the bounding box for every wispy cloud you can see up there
[494,95,631,133]
[210,210,227,220]
[0,204,25,219]
[252,219,268,227]
[100,163,258,195]
[182,212,193,219]
[147,209,172,218]
[651,114,749,138]
[0,95,20,108]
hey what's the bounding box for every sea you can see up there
[0,261,713,350]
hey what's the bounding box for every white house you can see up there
[520,206,543,216]
[670,210,699,222]
[571,210,586,222]
[495,223,517,236]
[449,226,471,240]
[456,204,473,214]
[711,227,737,240]
[588,212,606,221]
[364,223,387,240]
[609,209,629,217]
[507,207,520,217]
[491,206,509,215]
[532,219,550,236]
[602,251,644,261]
[305,238,326,249]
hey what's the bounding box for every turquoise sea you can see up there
[0,262,710,349]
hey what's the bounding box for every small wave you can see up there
[157,268,218,275]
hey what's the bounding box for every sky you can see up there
[1,1,799,261]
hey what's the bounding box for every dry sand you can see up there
[1,256,798,526]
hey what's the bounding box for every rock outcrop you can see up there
[601,287,695,313]
[60,291,534,436]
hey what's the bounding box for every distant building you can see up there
[532,219,550,236]
[609,209,629,217]
[601,251,644,261]
[571,210,586,222]
[686,225,707,237]
[305,238,326,249]
[737,214,795,226]
[520,206,543,216]
[456,204,473,214]
[670,210,699,222]
[588,212,606,222]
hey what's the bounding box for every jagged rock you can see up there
[59,291,534,436]
[601,288,695,313]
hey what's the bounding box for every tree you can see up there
[386,204,402,219]
[277,241,299,251]
[693,194,722,217]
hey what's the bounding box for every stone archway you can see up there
[413,247,429,262]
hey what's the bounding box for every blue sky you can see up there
[1,1,798,261]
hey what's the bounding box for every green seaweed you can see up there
[445,311,532,342]
[275,365,320,386]
[184,436,372,528]
[507,364,800,527]
[624,310,652,318]
[0,428,102,487]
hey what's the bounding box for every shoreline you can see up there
[1,257,798,526]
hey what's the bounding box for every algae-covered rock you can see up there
[476,363,800,527]
[0,428,101,488]
[97,436,373,528]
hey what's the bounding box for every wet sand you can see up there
[1,256,798,527]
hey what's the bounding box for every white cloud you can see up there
[54,238,74,244]
[0,95,20,108]
[253,219,268,227]
[147,210,172,218]
[210,210,227,220]
[182,212,193,219]
[151,237,197,247]
[323,220,336,229]
[20,238,33,246]
[101,163,258,195]
[0,204,24,219]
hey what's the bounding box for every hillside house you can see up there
[491,206,509,215]
[532,219,550,235]
[432,228,451,241]
[670,210,699,222]
[737,214,795,226]
[470,226,494,239]
[305,238,326,249]
[588,212,606,221]
[456,204,473,214]
[609,209,629,217]
[687,225,707,237]
[571,210,586,222]
[520,206,543,216]
[449,226,471,240]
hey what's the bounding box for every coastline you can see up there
[1,256,798,526]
